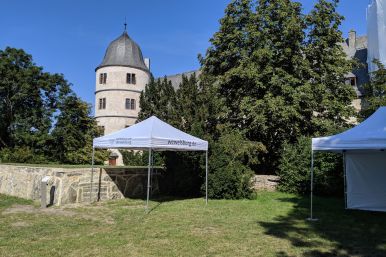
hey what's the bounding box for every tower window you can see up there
[99,98,106,109]
[126,73,136,84]
[99,73,107,84]
[125,98,136,110]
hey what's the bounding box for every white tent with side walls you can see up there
[310,107,386,218]
[91,116,209,210]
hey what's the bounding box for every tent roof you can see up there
[93,116,208,151]
[312,107,386,151]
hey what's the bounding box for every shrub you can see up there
[207,131,266,199]
[277,136,343,196]
[0,147,45,164]
[120,150,164,166]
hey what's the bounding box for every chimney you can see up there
[349,30,356,49]
[144,58,151,71]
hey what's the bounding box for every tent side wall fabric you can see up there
[346,152,386,212]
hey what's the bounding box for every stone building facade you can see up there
[341,30,370,111]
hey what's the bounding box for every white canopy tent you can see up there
[310,107,386,219]
[91,116,209,209]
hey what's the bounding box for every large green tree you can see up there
[201,0,355,172]
[202,0,309,171]
[0,47,71,156]
[304,0,355,134]
[0,47,104,164]
[361,60,386,118]
[51,95,107,164]
[138,76,177,124]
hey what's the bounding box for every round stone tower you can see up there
[95,30,150,164]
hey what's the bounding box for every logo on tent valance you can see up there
[168,139,197,147]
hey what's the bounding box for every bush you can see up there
[120,150,164,166]
[207,131,266,199]
[0,147,45,164]
[277,136,343,196]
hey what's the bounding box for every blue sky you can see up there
[0,0,371,108]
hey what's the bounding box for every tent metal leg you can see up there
[343,151,347,209]
[307,150,318,221]
[205,150,208,205]
[90,147,95,203]
[146,148,152,211]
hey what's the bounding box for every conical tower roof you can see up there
[96,31,148,71]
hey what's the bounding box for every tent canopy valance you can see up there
[91,116,209,210]
[93,116,208,151]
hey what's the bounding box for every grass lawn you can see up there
[1,192,386,257]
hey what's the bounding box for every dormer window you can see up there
[99,73,107,84]
[345,77,357,87]
[126,73,136,84]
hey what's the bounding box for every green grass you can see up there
[1,192,386,257]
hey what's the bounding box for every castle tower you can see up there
[95,29,150,164]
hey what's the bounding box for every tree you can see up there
[200,0,355,173]
[0,47,71,158]
[138,76,177,124]
[51,95,107,164]
[361,59,386,118]
[0,46,105,164]
[304,0,356,134]
[201,0,309,172]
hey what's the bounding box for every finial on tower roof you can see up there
[124,17,127,32]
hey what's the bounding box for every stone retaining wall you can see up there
[0,165,162,206]
[252,175,280,191]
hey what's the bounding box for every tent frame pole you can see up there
[343,151,347,209]
[205,150,208,205]
[307,150,318,221]
[146,148,152,211]
[90,147,95,203]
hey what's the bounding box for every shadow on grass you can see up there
[258,195,386,257]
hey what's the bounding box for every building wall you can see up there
[95,66,150,134]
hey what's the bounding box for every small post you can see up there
[205,150,208,205]
[41,176,51,208]
[146,148,152,211]
[90,147,95,203]
[343,151,347,209]
[307,150,318,221]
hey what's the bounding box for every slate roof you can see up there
[341,34,370,97]
[162,70,201,90]
[96,31,148,72]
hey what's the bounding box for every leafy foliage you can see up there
[207,131,265,199]
[0,47,105,164]
[120,150,164,167]
[200,0,355,173]
[361,59,386,118]
[277,136,343,196]
[138,72,264,198]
